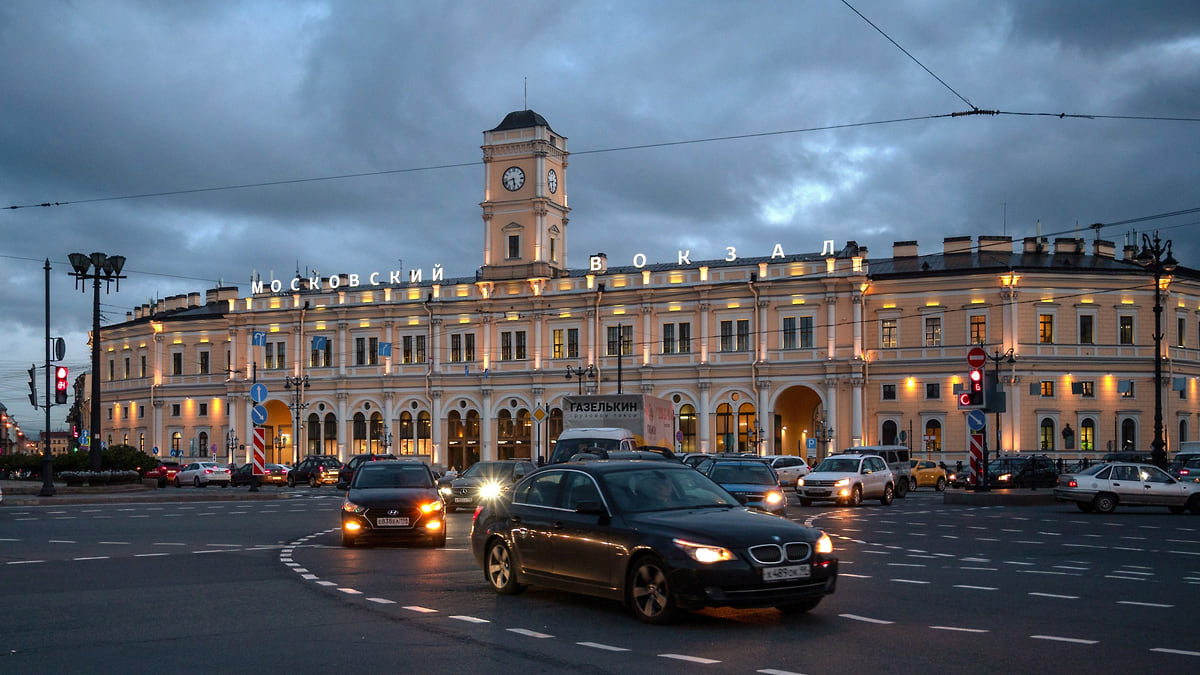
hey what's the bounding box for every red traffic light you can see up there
[54,366,69,404]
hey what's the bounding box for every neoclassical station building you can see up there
[97,110,1200,470]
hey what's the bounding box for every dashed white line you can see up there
[1029,592,1078,599]
[450,615,489,624]
[367,598,396,605]
[578,642,630,652]
[404,606,437,613]
[840,614,894,625]
[954,585,997,591]
[134,553,170,558]
[1031,635,1098,645]
[7,560,45,565]
[1150,648,1200,657]
[931,626,988,633]
[892,579,930,585]
[660,654,720,664]
[73,556,109,561]
[1118,601,1172,608]
[508,628,553,639]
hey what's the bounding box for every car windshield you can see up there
[605,468,739,513]
[354,465,433,489]
[814,458,860,473]
[708,462,776,485]
[461,461,517,480]
[551,437,623,463]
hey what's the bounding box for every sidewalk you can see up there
[2,480,297,506]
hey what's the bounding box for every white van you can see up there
[549,427,638,464]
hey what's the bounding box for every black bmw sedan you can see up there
[470,461,837,624]
[341,460,446,547]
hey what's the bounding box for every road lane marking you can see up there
[367,598,396,605]
[450,616,489,624]
[1029,592,1078,599]
[954,585,997,591]
[931,626,988,633]
[135,553,170,558]
[838,573,871,578]
[840,614,893,625]
[1118,601,1172,608]
[73,556,109,561]
[508,628,553,639]
[578,642,630,652]
[316,580,337,586]
[1031,635,1097,645]
[1151,648,1200,656]
[661,654,720,664]
[404,606,437,613]
[7,560,45,564]
[338,588,363,595]
[892,579,930,584]
[48,540,76,544]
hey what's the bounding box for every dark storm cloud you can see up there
[2,0,1198,434]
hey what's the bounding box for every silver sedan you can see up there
[1053,462,1200,514]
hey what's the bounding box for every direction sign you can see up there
[79,429,91,448]
[250,383,269,404]
[966,409,987,431]
[251,404,269,426]
[967,346,987,368]
[806,437,817,450]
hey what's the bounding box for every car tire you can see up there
[341,531,355,547]
[194,477,202,488]
[894,479,908,498]
[1076,502,1095,513]
[798,498,812,507]
[935,477,946,492]
[879,483,894,506]
[431,532,447,547]
[776,598,821,615]
[287,475,296,488]
[173,477,181,488]
[1093,493,1118,514]
[484,539,526,595]
[909,477,917,492]
[221,481,229,488]
[848,485,863,507]
[628,554,678,625]
[157,478,166,488]
[309,475,319,488]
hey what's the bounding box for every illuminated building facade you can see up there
[100,111,1200,468]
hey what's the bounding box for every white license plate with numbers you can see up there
[377,517,410,527]
[762,565,810,582]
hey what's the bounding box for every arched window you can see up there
[353,412,367,453]
[447,410,465,470]
[1121,418,1137,451]
[1040,418,1056,451]
[370,411,383,452]
[497,409,514,459]
[307,413,321,455]
[198,432,208,457]
[515,408,532,459]
[171,431,182,454]
[139,433,145,453]
[738,403,757,452]
[679,404,696,453]
[548,408,563,446]
[1180,419,1189,444]
[465,410,480,462]
[323,413,338,456]
[417,411,431,455]
[123,433,129,447]
[399,411,414,455]
[923,420,942,454]
[715,403,733,451]
[1081,418,1096,453]
[882,420,898,446]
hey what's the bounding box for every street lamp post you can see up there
[1135,231,1177,470]
[68,252,126,472]
[284,374,311,465]
[381,428,393,454]
[564,364,596,395]
[815,417,834,462]
[226,430,238,466]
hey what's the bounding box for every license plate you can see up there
[376,517,410,527]
[454,497,473,503]
[808,490,830,496]
[762,565,811,582]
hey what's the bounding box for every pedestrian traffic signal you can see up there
[958,367,985,409]
[54,366,69,404]
[28,364,38,408]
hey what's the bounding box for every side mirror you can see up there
[575,501,608,516]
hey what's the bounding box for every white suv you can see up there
[761,455,811,487]
[796,454,895,507]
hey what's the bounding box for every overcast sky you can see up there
[2,0,1198,437]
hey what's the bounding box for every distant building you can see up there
[96,110,1200,469]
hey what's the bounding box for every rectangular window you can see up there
[782,317,797,350]
[736,319,750,352]
[970,315,986,345]
[199,351,210,375]
[881,319,897,349]
[108,359,114,382]
[172,352,183,376]
[925,383,940,400]
[501,331,513,360]
[1080,381,1095,397]
[1079,315,1094,345]
[172,403,180,416]
[882,384,897,400]
[677,323,690,353]
[799,316,813,349]
[662,323,676,354]
[1121,381,1135,398]
[553,329,565,359]
[1119,315,1134,345]
[1038,314,1054,344]
[516,331,526,360]
[567,328,579,358]
[660,322,691,354]
[402,335,426,364]
[720,320,734,352]
[1179,317,1187,348]
[368,337,379,365]
[451,334,462,362]
[355,337,366,366]
[507,234,520,259]
[198,403,208,416]
[606,325,633,357]
[123,357,131,380]
[265,341,286,370]
[924,317,942,347]
[140,355,147,378]
[1040,380,1054,397]
[310,337,332,367]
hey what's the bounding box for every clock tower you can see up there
[479,110,570,281]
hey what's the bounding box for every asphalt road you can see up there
[2,486,1199,674]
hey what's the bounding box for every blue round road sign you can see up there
[251,404,268,426]
[966,409,987,431]
[250,383,269,404]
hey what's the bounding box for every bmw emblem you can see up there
[387,509,399,516]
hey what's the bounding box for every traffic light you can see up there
[54,366,69,404]
[957,367,986,409]
[28,364,38,408]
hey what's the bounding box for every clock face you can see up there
[547,169,558,194]
[502,166,525,191]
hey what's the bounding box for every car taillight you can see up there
[204,469,213,474]
[1181,469,1191,476]
[1068,478,1078,488]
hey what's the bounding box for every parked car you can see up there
[1101,451,1152,464]
[470,461,838,623]
[439,459,536,511]
[909,459,948,491]
[174,461,231,488]
[341,460,445,547]
[1053,461,1200,514]
[840,445,912,496]
[1167,451,1200,479]
[145,461,182,488]
[988,455,1058,489]
[761,455,810,487]
[230,462,289,487]
[337,453,398,488]
[288,456,343,487]
[569,449,679,463]
[796,454,895,506]
[1174,457,1200,483]
[693,457,787,514]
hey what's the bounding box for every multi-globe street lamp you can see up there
[68,252,125,472]
[284,374,311,465]
[1134,231,1177,470]
[564,363,596,395]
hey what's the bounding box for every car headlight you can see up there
[439,486,452,496]
[815,533,833,555]
[998,473,1011,482]
[673,538,734,563]
[342,500,366,515]
[833,478,850,488]
[420,500,443,514]
[797,477,806,487]
[764,490,784,505]
[478,481,504,500]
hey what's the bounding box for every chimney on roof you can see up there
[892,241,918,258]
[187,292,201,307]
[979,235,1013,253]
[943,236,973,255]
[1053,238,1083,255]
[1023,236,1046,254]
[1093,240,1115,258]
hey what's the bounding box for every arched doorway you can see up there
[773,385,823,458]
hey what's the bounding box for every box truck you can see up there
[547,394,675,464]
